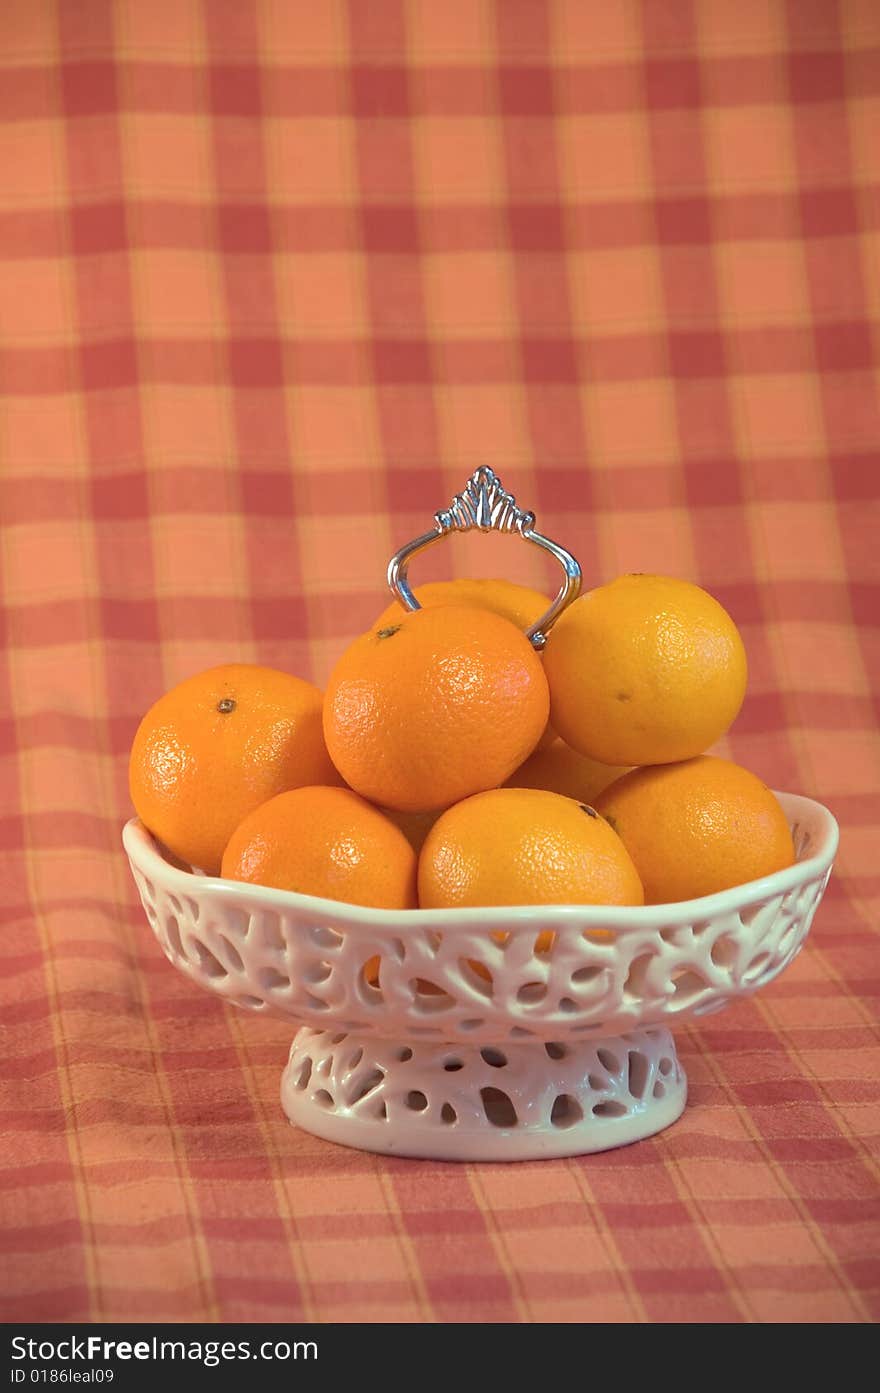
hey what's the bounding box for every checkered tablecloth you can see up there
[1,0,879,1323]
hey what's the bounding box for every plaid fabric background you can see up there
[2,0,879,1323]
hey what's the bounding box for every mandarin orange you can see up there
[373,577,551,635]
[543,574,747,766]
[505,737,628,804]
[221,786,417,909]
[595,755,795,904]
[381,807,440,854]
[375,577,557,750]
[129,664,339,875]
[323,606,550,812]
[418,787,644,909]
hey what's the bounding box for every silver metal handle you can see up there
[386,467,582,649]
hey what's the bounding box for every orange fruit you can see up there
[381,807,440,854]
[418,788,644,909]
[595,755,795,904]
[323,606,550,812]
[221,786,417,909]
[374,576,551,635]
[505,737,628,804]
[129,664,340,875]
[543,574,747,766]
[375,577,557,751]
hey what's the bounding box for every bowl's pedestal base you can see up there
[281,1025,687,1161]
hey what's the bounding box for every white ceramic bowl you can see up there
[123,791,837,1161]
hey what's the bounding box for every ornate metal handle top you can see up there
[386,467,582,649]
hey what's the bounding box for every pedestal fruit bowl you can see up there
[123,468,838,1160]
[124,796,836,1160]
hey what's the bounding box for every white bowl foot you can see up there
[281,1025,687,1161]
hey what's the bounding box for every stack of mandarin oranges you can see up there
[129,574,796,914]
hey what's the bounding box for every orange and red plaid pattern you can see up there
[2,0,879,1323]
